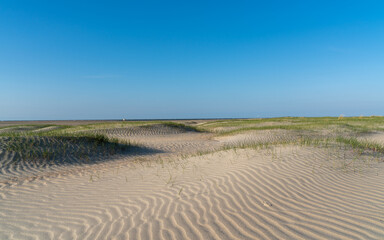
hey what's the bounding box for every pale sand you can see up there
[358,132,384,146]
[0,128,384,239]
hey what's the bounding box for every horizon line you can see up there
[1,115,383,122]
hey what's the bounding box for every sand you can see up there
[1,124,384,239]
[359,131,384,146]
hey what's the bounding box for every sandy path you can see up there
[1,146,383,239]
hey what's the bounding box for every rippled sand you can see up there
[1,123,384,239]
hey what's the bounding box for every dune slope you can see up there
[0,146,383,240]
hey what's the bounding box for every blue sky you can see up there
[1,1,383,120]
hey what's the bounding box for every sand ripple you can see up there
[1,146,383,239]
[358,131,384,146]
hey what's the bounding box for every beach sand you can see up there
[0,122,383,239]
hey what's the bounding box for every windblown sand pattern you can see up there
[358,132,384,146]
[92,124,192,136]
[0,136,154,187]
[0,147,383,239]
[215,128,357,149]
[92,124,220,154]
[0,121,384,239]
[216,130,300,146]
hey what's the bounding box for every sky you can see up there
[1,0,384,120]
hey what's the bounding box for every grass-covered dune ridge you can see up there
[1,117,384,168]
[0,131,135,168]
[199,116,384,135]
[0,122,202,167]
[2,135,129,161]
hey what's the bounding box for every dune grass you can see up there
[336,136,384,154]
[0,120,202,165]
[202,116,384,136]
[1,131,133,164]
[1,117,384,166]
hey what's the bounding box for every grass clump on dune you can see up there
[1,133,133,165]
[336,137,384,155]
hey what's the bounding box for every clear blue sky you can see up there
[1,1,383,120]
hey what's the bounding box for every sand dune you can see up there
[1,122,384,239]
[0,146,383,239]
[0,136,159,188]
[92,125,220,155]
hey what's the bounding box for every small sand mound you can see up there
[92,124,197,137]
[0,136,130,163]
[88,124,218,155]
[0,136,152,185]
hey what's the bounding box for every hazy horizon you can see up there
[1,1,384,120]
[2,115,384,122]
